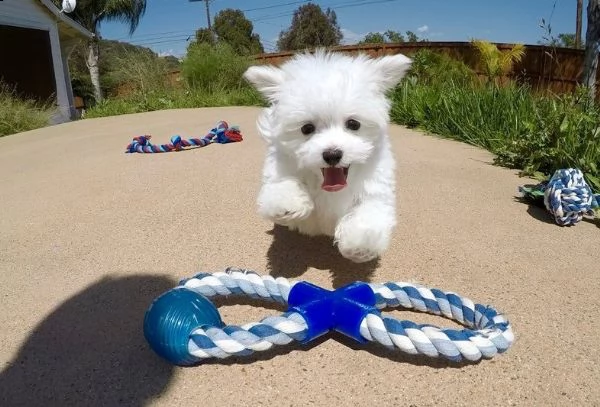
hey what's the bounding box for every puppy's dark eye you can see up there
[301,123,316,135]
[345,119,361,131]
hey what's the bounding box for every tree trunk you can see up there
[86,39,103,102]
[583,0,600,99]
[576,0,583,49]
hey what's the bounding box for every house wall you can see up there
[0,0,73,122]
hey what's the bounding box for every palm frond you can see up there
[102,0,147,35]
[499,44,526,74]
[52,0,146,35]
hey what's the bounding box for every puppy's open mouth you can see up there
[321,167,349,192]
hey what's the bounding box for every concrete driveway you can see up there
[0,106,598,406]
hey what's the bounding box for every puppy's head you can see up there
[244,50,411,192]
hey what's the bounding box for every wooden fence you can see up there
[117,42,596,98]
[253,41,596,97]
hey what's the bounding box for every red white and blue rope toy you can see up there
[143,268,514,366]
[519,168,599,226]
[126,120,243,153]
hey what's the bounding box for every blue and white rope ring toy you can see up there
[144,268,514,366]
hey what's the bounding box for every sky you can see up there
[99,0,588,58]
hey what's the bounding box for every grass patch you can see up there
[391,50,600,191]
[85,87,264,118]
[0,83,54,137]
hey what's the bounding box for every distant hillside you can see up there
[68,39,180,105]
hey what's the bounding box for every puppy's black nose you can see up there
[322,149,343,166]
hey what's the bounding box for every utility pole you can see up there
[189,0,213,33]
[204,0,212,32]
[576,0,583,48]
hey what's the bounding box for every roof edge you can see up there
[38,0,94,39]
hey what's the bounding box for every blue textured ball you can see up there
[143,288,224,366]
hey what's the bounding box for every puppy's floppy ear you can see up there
[371,54,412,91]
[243,65,285,102]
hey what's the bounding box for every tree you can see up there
[358,30,425,45]
[583,0,600,98]
[385,30,406,43]
[539,32,582,48]
[360,32,386,44]
[195,28,216,46]
[557,33,578,48]
[277,3,342,51]
[53,0,147,102]
[212,9,264,55]
[405,30,419,42]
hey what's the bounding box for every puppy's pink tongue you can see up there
[321,168,347,192]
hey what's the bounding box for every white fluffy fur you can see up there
[244,50,412,263]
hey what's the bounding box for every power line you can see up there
[134,37,194,47]
[111,0,402,50]
[251,0,401,23]
[241,0,310,13]
[116,0,399,41]
[115,29,197,42]
[128,32,198,46]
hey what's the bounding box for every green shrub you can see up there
[406,49,476,87]
[0,82,53,137]
[181,42,253,92]
[391,55,600,191]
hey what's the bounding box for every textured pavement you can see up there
[0,106,598,406]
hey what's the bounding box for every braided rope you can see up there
[365,282,513,361]
[126,121,243,153]
[544,168,598,226]
[143,268,514,366]
[519,168,599,226]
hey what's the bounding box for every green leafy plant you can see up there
[471,39,525,85]
[181,42,253,92]
[406,49,475,87]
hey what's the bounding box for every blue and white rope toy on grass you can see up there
[519,168,600,226]
[144,268,514,366]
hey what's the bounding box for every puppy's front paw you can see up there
[257,180,314,225]
[338,246,380,263]
[334,212,393,263]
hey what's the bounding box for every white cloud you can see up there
[417,25,429,33]
[341,28,368,45]
[260,37,280,53]
[157,48,186,59]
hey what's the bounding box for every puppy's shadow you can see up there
[266,224,379,286]
[0,274,176,407]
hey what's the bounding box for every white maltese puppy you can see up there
[243,50,412,263]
